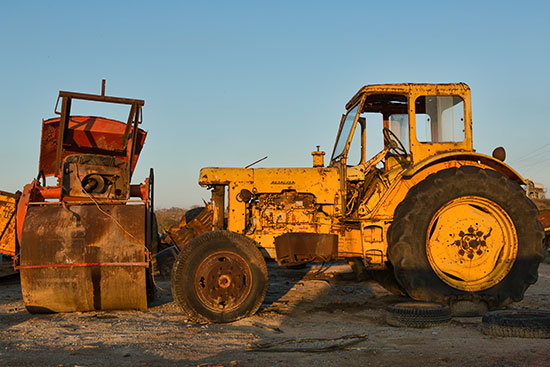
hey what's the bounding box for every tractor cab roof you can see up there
[345,83,470,110]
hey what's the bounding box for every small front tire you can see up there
[171,231,268,323]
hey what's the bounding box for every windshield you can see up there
[332,103,360,161]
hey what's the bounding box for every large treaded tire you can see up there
[387,166,544,309]
[171,231,268,323]
[482,309,550,338]
[386,302,451,328]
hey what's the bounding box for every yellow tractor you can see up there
[171,83,544,323]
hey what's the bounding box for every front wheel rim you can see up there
[194,251,253,312]
[426,196,518,292]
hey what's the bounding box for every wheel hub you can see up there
[426,196,518,291]
[194,251,253,312]
[218,275,231,288]
[453,225,490,260]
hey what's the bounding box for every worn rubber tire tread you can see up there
[386,302,451,328]
[387,166,544,309]
[482,309,550,338]
[171,230,268,323]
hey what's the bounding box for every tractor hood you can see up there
[199,167,340,204]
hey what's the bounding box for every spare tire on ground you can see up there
[482,309,550,338]
[386,302,451,328]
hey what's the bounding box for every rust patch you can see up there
[19,204,147,312]
[274,233,338,266]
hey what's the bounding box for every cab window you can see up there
[347,113,384,166]
[389,114,409,153]
[415,96,465,143]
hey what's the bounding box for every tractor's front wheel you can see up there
[171,231,268,323]
[387,166,544,310]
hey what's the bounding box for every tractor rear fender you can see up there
[403,152,525,185]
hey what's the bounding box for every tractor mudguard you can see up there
[402,152,525,184]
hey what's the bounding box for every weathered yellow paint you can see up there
[402,151,525,184]
[345,83,471,110]
[0,190,17,256]
[227,185,247,233]
[197,83,522,276]
[366,158,507,220]
[200,166,340,234]
[409,85,473,164]
[200,167,340,204]
[343,83,473,167]
[252,168,340,204]
[199,167,254,185]
[425,196,518,291]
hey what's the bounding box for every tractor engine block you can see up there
[252,191,316,231]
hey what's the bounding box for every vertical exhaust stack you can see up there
[312,145,325,167]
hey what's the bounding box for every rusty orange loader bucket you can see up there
[10,83,155,313]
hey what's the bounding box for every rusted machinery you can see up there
[0,82,155,312]
[0,82,545,323]
[171,83,544,323]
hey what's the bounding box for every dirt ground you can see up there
[1,261,549,367]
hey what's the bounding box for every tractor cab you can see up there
[330,83,473,219]
[177,82,542,323]
[331,83,472,168]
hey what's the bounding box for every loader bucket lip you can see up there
[39,115,147,178]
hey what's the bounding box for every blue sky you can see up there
[1,1,549,208]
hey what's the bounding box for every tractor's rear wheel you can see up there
[171,230,268,323]
[387,166,544,310]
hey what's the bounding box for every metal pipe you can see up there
[212,185,225,230]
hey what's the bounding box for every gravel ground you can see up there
[1,262,549,367]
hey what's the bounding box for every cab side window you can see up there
[415,96,465,143]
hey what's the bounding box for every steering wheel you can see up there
[383,128,408,158]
